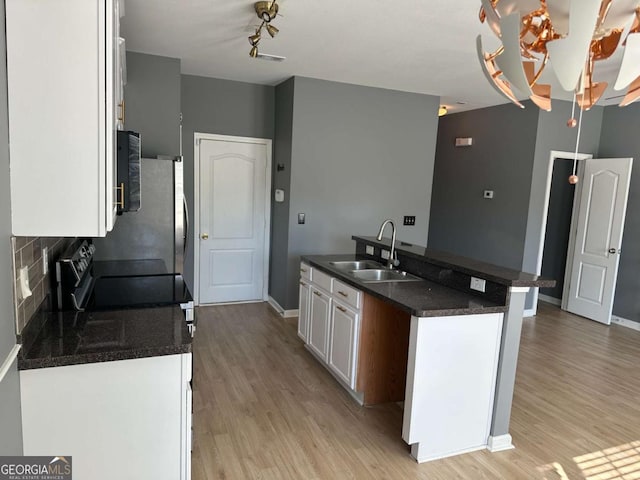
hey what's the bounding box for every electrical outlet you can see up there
[381,249,390,260]
[42,247,48,275]
[470,277,486,293]
[366,245,374,255]
[403,216,416,226]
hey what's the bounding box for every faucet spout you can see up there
[376,219,399,269]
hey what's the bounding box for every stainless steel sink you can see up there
[329,260,383,271]
[349,269,422,282]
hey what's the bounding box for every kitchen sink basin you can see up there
[349,269,422,283]
[329,260,383,271]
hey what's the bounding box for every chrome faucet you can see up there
[376,219,400,269]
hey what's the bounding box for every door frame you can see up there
[193,133,272,306]
[529,150,592,316]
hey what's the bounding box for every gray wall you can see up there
[598,103,640,324]
[123,52,181,157]
[274,77,440,309]
[181,75,275,292]
[540,159,575,299]
[269,78,294,306]
[522,102,603,308]
[0,0,23,454]
[94,52,181,263]
[429,103,540,270]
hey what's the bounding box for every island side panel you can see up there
[488,286,529,450]
[357,293,411,405]
[402,313,504,463]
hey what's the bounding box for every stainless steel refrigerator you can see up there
[92,155,187,275]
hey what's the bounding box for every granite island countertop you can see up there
[353,236,555,288]
[301,254,509,317]
[18,304,192,370]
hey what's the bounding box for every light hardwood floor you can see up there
[191,301,640,479]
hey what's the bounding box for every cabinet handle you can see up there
[336,305,347,313]
[300,268,307,273]
[337,291,348,297]
[299,281,306,286]
[313,291,322,297]
[115,182,125,208]
[118,100,125,123]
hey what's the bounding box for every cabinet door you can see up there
[308,287,331,361]
[328,301,359,388]
[298,280,311,342]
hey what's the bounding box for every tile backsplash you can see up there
[11,237,74,333]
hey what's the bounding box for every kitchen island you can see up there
[299,236,552,463]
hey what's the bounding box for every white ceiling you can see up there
[121,0,627,114]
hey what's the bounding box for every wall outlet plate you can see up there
[381,249,390,260]
[470,277,486,293]
[298,213,305,224]
[403,216,416,226]
[366,245,375,255]
[483,190,494,199]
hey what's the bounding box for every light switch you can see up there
[42,247,49,275]
[470,277,486,292]
[19,266,32,300]
[275,189,285,203]
[484,190,494,199]
[298,213,305,224]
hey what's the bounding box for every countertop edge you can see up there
[18,344,192,371]
[301,255,508,317]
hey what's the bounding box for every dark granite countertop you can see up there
[352,236,555,288]
[301,254,508,317]
[18,305,192,370]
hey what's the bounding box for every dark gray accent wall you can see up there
[276,77,439,310]
[94,52,181,262]
[181,75,275,292]
[522,102,603,309]
[123,52,181,157]
[429,103,540,270]
[598,103,640,324]
[269,78,294,307]
[0,0,23,454]
[540,159,575,299]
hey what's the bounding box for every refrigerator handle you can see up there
[183,196,189,255]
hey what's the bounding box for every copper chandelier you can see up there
[477,0,640,111]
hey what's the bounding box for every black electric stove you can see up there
[56,240,195,335]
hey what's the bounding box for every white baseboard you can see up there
[410,443,487,463]
[523,308,536,318]
[611,315,640,332]
[487,434,515,452]
[538,294,561,306]
[267,296,299,318]
[0,344,21,383]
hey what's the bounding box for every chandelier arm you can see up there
[528,52,549,87]
[484,45,505,61]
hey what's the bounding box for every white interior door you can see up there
[198,137,268,304]
[566,158,632,324]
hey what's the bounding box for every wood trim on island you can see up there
[357,293,410,405]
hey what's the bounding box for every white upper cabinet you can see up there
[6,0,123,237]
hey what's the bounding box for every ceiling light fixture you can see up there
[438,106,448,116]
[247,1,281,58]
[477,0,640,184]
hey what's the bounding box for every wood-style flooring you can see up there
[191,301,640,479]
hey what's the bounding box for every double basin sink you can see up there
[328,260,422,283]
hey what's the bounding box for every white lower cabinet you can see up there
[298,280,310,341]
[299,263,362,393]
[328,301,359,388]
[308,286,331,361]
[20,354,192,480]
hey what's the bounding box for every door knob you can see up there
[201,233,209,240]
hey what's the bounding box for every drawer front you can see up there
[312,269,333,293]
[300,262,312,281]
[332,280,361,310]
